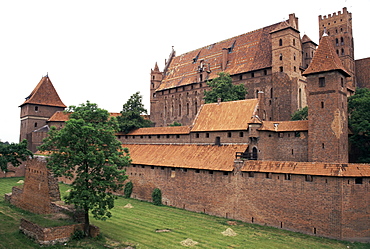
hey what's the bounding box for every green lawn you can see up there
[1,177,369,249]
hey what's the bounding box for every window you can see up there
[295,131,300,137]
[305,175,313,182]
[322,143,325,149]
[34,106,39,112]
[239,75,243,80]
[319,77,325,87]
[341,78,344,87]
[336,38,339,46]
[157,135,160,139]
[34,122,37,127]
[266,172,272,179]
[341,37,344,45]
[321,102,324,109]
[205,133,209,138]
[195,169,200,173]
[186,103,189,116]
[279,67,283,72]
[248,172,254,177]
[227,132,232,138]
[223,172,228,176]
[279,39,283,46]
[196,133,200,138]
[176,135,180,139]
[285,174,291,180]
[293,39,295,46]
[239,132,244,137]
[355,177,363,184]
[279,54,283,61]
[341,48,344,55]
[251,72,255,78]
[264,70,267,75]
[294,66,296,72]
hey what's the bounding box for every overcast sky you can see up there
[1,0,369,143]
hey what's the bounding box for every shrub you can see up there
[123,181,133,198]
[71,229,85,240]
[152,188,162,206]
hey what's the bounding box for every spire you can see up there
[303,34,350,77]
[153,62,160,72]
[20,76,66,108]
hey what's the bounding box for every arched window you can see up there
[279,39,283,46]
[293,39,295,46]
[335,38,339,46]
[341,48,344,55]
[279,53,283,61]
[341,37,344,45]
[293,54,296,61]
[252,147,258,160]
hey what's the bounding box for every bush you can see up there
[123,181,133,198]
[152,188,162,206]
[71,229,85,240]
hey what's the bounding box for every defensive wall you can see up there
[125,160,370,242]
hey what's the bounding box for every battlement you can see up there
[319,7,350,20]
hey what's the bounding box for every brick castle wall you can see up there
[125,162,370,241]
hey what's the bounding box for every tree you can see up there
[203,72,247,104]
[39,101,131,236]
[0,140,33,172]
[348,88,370,162]
[291,106,308,121]
[117,92,152,134]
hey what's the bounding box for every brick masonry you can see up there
[124,161,370,242]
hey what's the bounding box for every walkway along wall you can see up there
[125,160,370,242]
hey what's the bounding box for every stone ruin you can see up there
[4,156,99,245]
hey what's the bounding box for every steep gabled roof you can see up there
[48,111,70,122]
[20,76,66,108]
[124,144,247,171]
[157,22,283,91]
[303,34,350,76]
[301,34,317,45]
[191,99,259,132]
[258,120,308,132]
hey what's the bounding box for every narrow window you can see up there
[305,175,313,182]
[279,66,283,72]
[196,133,200,138]
[179,104,181,116]
[186,103,189,116]
[239,132,244,137]
[294,66,296,72]
[227,132,232,138]
[199,74,203,82]
[293,39,295,46]
[322,143,325,149]
[279,39,283,46]
[341,48,344,55]
[34,122,37,127]
[157,135,160,139]
[285,174,291,180]
[335,38,339,46]
[195,169,200,173]
[34,106,39,112]
[341,78,344,87]
[319,77,325,87]
[264,69,267,75]
[223,172,228,176]
[239,75,242,80]
[341,37,344,45]
[176,134,180,139]
[321,102,324,109]
[279,53,283,61]
[251,72,255,78]
[205,133,209,138]
[266,172,272,179]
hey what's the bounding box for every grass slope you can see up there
[1,177,369,249]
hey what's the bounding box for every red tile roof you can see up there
[191,99,259,132]
[20,76,66,108]
[303,34,350,76]
[48,111,70,122]
[122,126,190,135]
[124,144,248,171]
[157,22,283,91]
[242,160,370,177]
[258,120,308,132]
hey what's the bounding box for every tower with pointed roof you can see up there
[150,62,163,126]
[19,76,66,152]
[319,7,355,92]
[303,33,350,163]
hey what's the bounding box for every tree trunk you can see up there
[84,209,90,237]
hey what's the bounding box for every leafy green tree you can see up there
[152,188,162,206]
[39,101,131,236]
[203,72,247,104]
[0,140,33,172]
[168,121,182,127]
[123,181,133,198]
[348,88,370,162]
[117,92,152,134]
[291,106,308,121]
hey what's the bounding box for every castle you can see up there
[14,8,370,241]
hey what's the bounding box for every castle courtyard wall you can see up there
[125,162,370,242]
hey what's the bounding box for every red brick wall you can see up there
[125,162,370,241]
[355,57,370,89]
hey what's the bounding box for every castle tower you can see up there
[319,7,355,92]
[19,75,66,151]
[303,34,350,163]
[270,14,306,119]
[150,62,163,126]
[301,34,317,69]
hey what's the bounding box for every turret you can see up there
[303,34,350,163]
